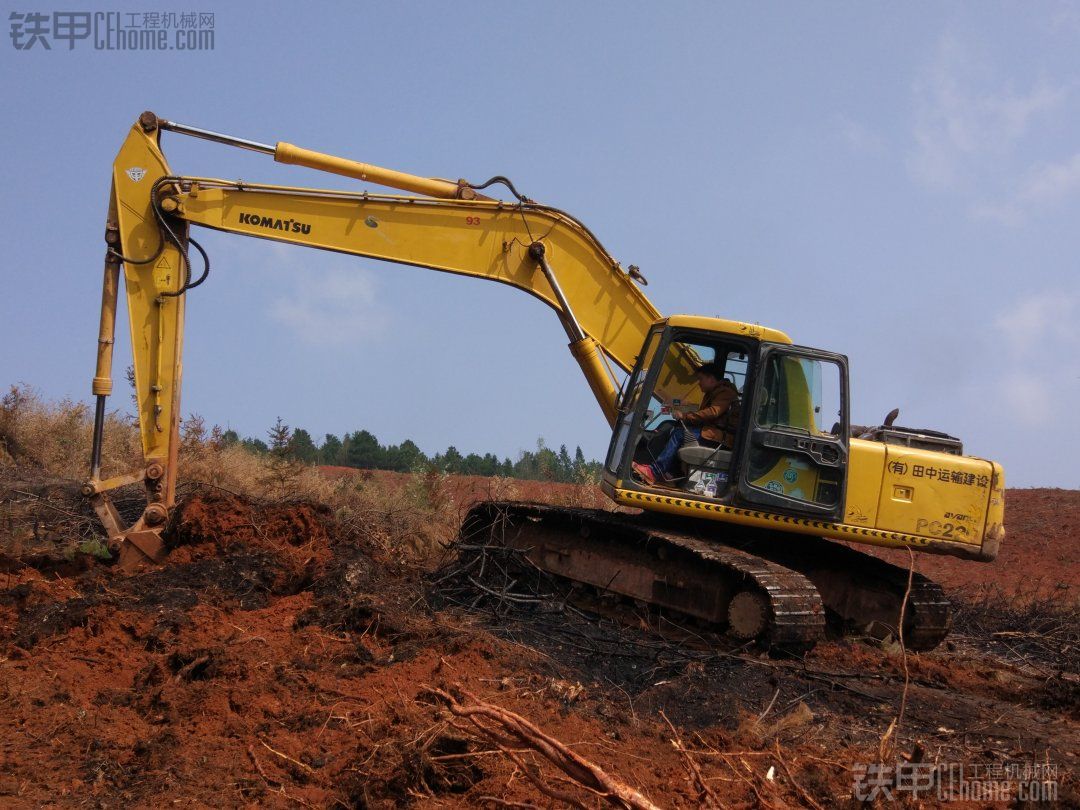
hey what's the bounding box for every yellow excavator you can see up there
[84,111,1005,650]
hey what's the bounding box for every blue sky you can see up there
[2,2,1078,487]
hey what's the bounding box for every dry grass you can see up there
[0,384,141,480]
[951,583,1080,674]
[180,440,460,560]
[0,386,461,562]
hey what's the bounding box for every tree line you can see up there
[221,421,603,484]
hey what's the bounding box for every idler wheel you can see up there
[728,589,770,640]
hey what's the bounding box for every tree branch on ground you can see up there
[423,684,663,810]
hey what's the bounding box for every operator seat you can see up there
[677,445,732,471]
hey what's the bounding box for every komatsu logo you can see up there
[238,212,312,235]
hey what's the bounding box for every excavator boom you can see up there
[87,112,689,560]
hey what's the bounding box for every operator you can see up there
[632,361,740,486]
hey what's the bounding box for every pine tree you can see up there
[397,439,426,471]
[321,433,343,465]
[441,445,464,473]
[209,424,226,451]
[263,417,302,499]
[288,428,318,463]
[180,413,207,453]
[268,417,291,456]
[557,444,573,483]
[573,445,588,481]
[345,429,383,469]
[244,416,602,484]
[241,436,269,454]
[535,437,558,481]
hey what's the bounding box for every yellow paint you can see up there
[569,336,619,427]
[845,439,885,525]
[749,455,823,503]
[274,141,466,199]
[175,180,662,386]
[666,314,790,344]
[876,446,991,545]
[107,122,186,507]
[605,434,997,556]
[609,486,995,560]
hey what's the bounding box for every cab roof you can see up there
[663,314,792,345]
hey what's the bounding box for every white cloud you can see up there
[973,152,1080,224]
[991,292,1079,427]
[1018,152,1080,205]
[995,291,1076,353]
[192,232,391,346]
[907,35,1067,191]
[269,268,389,346]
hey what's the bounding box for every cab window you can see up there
[748,353,845,508]
[756,355,842,436]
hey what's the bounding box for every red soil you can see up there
[859,488,1080,599]
[0,484,1076,807]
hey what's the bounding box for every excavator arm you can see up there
[173,181,656,396]
[87,112,670,564]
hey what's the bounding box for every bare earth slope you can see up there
[0,481,1076,807]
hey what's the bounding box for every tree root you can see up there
[423,684,663,810]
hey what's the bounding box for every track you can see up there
[459,501,952,652]
[460,502,825,651]
[720,532,954,651]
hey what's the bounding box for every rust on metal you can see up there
[727,590,769,640]
[143,503,168,526]
[117,529,167,571]
[138,110,159,133]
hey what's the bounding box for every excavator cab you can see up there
[603,319,851,522]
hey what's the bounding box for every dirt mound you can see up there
[0,485,1077,807]
[155,492,337,606]
[169,490,331,555]
[0,489,472,806]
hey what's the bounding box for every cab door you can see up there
[604,326,664,482]
[736,344,850,520]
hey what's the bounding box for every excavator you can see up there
[83,111,1005,651]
